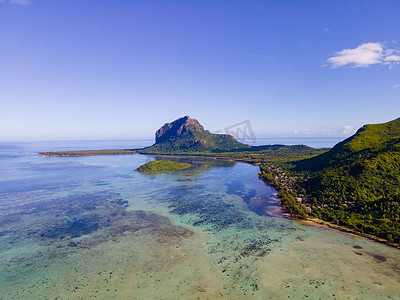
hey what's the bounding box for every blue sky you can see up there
[1,0,399,141]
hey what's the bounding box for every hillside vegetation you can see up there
[135,160,191,173]
[292,118,400,243]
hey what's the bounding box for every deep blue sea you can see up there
[0,139,399,299]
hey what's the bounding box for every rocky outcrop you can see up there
[155,116,205,144]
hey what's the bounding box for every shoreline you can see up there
[302,218,400,250]
[269,210,400,250]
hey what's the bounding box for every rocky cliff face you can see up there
[155,116,205,144]
[143,115,249,152]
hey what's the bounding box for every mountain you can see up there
[140,116,250,153]
[295,118,400,243]
[155,116,205,143]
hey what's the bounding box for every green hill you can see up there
[297,117,400,170]
[139,116,250,153]
[295,118,400,243]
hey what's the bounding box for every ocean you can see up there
[0,139,399,299]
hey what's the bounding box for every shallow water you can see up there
[0,141,399,299]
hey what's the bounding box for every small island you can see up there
[135,160,191,173]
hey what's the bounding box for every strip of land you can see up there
[39,149,138,157]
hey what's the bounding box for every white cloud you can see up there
[292,125,356,137]
[292,127,333,136]
[10,0,32,5]
[341,125,355,135]
[385,55,400,62]
[393,84,400,88]
[326,42,400,68]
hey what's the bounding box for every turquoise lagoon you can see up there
[0,141,399,299]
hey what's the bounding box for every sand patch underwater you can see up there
[259,227,400,300]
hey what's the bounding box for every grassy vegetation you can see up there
[39,149,138,157]
[135,160,191,173]
[137,144,327,164]
[209,145,327,163]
